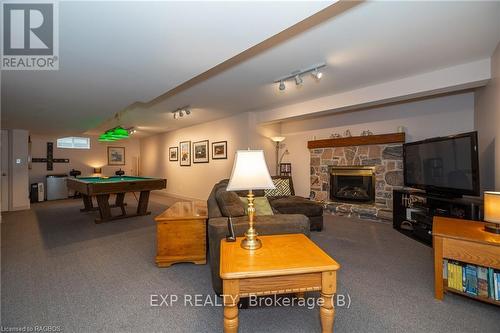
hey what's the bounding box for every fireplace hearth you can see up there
[330,167,375,204]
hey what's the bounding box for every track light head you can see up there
[179,110,184,117]
[312,68,323,80]
[294,74,303,86]
[185,109,191,115]
[279,80,285,91]
[173,112,177,119]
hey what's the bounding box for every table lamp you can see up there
[226,150,275,250]
[484,191,500,234]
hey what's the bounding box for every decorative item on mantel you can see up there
[361,130,373,136]
[330,133,341,139]
[343,129,352,137]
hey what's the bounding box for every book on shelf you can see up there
[465,265,477,296]
[443,260,499,301]
[477,267,489,298]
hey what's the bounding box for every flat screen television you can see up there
[403,131,480,197]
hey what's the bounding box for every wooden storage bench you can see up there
[154,201,208,267]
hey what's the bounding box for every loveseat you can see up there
[207,177,323,295]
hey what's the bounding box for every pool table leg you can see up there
[115,193,126,216]
[96,194,112,223]
[80,194,95,212]
[137,190,151,216]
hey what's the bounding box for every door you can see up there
[1,130,9,211]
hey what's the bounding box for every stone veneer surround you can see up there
[310,143,404,220]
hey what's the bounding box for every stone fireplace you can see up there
[330,166,375,204]
[309,133,405,221]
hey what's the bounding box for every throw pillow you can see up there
[216,191,246,217]
[264,178,292,197]
[239,197,274,216]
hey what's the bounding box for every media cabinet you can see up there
[393,189,483,246]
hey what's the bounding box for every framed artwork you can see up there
[169,147,178,161]
[212,141,227,160]
[193,140,209,163]
[108,147,125,165]
[179,141,191,166]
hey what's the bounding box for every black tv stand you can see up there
[392,189,483,246]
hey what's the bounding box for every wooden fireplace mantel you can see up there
[307,132,405,149]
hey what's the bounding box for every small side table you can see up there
[220,234,340,332]
[154,201,208,267]
[433,216,500,305]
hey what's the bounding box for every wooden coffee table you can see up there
[220,234,340,333]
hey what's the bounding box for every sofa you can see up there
[207,177,323,295]
[266,176,323,231]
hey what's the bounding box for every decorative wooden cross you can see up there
[32,142,70,171]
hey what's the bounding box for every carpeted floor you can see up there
[1,194,499,332]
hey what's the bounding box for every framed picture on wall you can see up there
[212,141,227,160]
[169,147,178,161]
[193,140,209,163]
[108,147,125,165]
[179,141,191,166]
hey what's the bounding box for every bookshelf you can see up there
[443,283,500,306]
[433,217,500,306]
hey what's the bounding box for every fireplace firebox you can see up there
[330,167,375,203]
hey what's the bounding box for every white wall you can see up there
[475,42,500,191]
[279,93,476,197]
[29,134,141,187]
[140,112,277,200]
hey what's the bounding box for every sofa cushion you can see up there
[239,197,274,215]
[264,177,293,197]
[216,191,246,217]
[271,196,323,216]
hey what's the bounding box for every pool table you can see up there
[67,176,166,223]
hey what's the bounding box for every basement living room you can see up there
[1,1,500,332]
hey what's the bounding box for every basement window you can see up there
[56,137,91,149]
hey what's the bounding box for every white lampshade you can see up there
[227,150,275,191]
[484,191,500,223]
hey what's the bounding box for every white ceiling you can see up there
[96,0,500,136]
[3,1,500,137]
[1,0,333,134]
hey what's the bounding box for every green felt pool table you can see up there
[67,176,166,223]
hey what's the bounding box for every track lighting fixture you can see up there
[312,68,323,80]
[172,106,191,119]
[294,74,303,86]
[279,80,285,91]
[274,62,326,91]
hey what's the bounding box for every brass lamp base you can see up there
[241,189,262,250]
[484,223,500,234]
[241,235,262,250]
